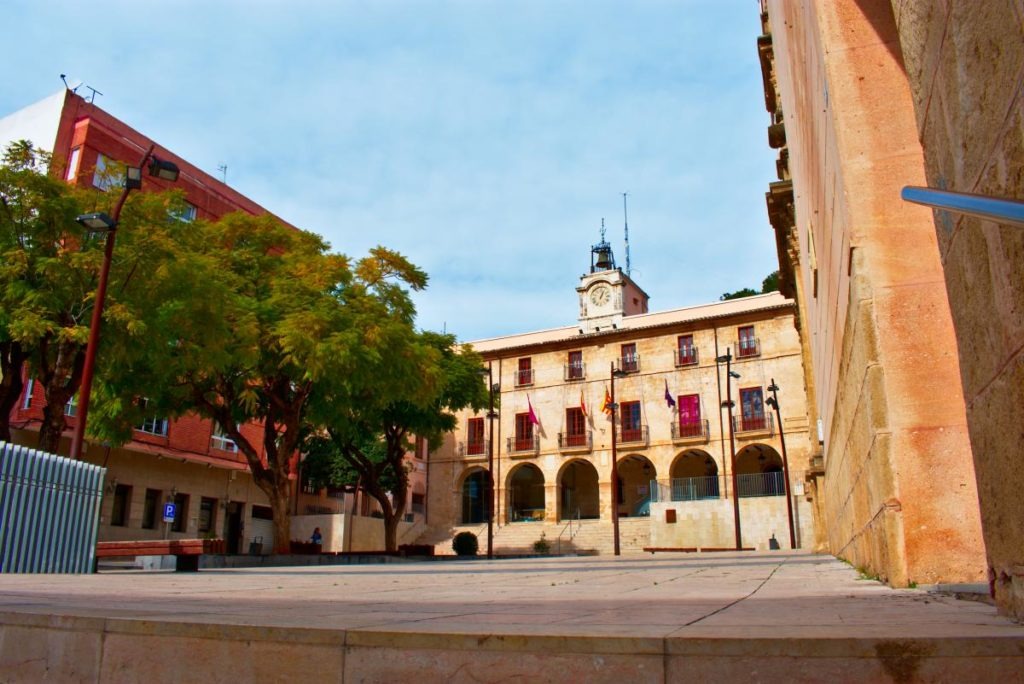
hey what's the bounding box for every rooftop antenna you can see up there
[59,74,81,93]
[84,85,102,103]
[600,217,606,243]
[217,163,227,184]
[623,192,631,277]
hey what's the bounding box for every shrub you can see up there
[452,531,479,556]
[533,532,551,554]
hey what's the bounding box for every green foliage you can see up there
[719,287,759,301]
[452,531,479,556]
[533,532,551,554]
[718,270,781,301]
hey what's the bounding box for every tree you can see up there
[306,332,488,551]
[119,210,430,553]
[719,287,759,301]
[0,140,202,451]
[719,270,781,301]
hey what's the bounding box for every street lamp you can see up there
[483,363,500,560]
[716,350,742,550]
[609,362,627,556]
[69,144,179,461]
[766,379,797,549]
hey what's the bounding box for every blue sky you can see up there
[1,0,778,342]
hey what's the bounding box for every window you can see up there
[676,335,697,366]
[64,394,78,417]
[210,423,238,452]
[199,497,217,534]
[620,400,642,442]
[564,407,586,447]
[135,403,169,436]
[415,435,427,460]
[66,147,81,181]
[676,394,703,438]
[566,350,584,380]
[110,484,132,527]
[620,343,638,373]
[467,417,485,455]
[516,358,533,386]
[171,493,189,533]
[411,492,425,515]
[251,504,273,521]
[22,378,34,409]
[142,489,161,529]
[514,412,534,451]
[171,201,197,222]
[92,154,120,191]
[740,387,767,431]
[738,325,759,358]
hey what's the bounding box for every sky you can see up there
[1,0,779,343]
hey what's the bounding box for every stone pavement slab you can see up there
[1,551,1022,682]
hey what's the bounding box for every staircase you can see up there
[415,517,652,556]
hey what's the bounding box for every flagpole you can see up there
[487,362,496,560]
[610,362,621,556]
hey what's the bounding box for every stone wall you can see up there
[889,0,1024,618]
[763,0,986,586]
[650,496,814,551]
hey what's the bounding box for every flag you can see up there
[664,380,676,409]
[580,390,588,417]
[601,387,613,416]
[527,395,540,426]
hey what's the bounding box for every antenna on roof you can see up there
[83,85,103,103]
[217,163,227,184]
[600,218,606,243]
[59,74,81,93]
[623,192,631,277]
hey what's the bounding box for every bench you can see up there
[643,546,756,554]
[96,539,226,572]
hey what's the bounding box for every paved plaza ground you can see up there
[1,551,1023,682]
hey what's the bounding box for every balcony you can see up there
[733,412,775,436]
[618,354,641,374]
[557,430,592,453]
[617,424,648,447]
[458,439,489,459]
[507,434,540,457]
[515,368,535,387]
[737,338,761,358]
[737,471,786,498]
[670,419,709,443]
[675,346,699,367]
[563,362,586,381]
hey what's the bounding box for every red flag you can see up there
[527,395,540,425]
[601,387,613,416]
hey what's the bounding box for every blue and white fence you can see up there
[0,441,105,573]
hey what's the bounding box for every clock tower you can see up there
[576,229,649,334]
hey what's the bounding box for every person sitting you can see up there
[310,527,322,545]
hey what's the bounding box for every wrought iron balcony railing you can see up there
[670,419,709,442]
[617,424,649,446]
[737,338,761,358]
[564,362,586,381]
[618,353,641,374]
[515,368,534,387]
[507,434,540,455]
[557,430,592,452]
[458,439,489,458]
[675,346,699,367]
[732,412,775,435]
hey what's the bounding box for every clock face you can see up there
[590,285,611,306]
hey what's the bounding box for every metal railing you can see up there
[563,362,586,381]
[0,441,105,573]
[515,368,534,387]
[617,424,649,446]
[737,338,761,358]
[675,346,699,367]
[458,439,489,458]
[737,471,786,498]
[902,186,1024,227]
[733,412,775,435]
[671,419,709,441]
[670,475,722,501]
[557,431,592,451]
[507,434,540,455]
[556,507,581,554]
[618,354,641,373]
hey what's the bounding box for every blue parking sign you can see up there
[162,502,177,523]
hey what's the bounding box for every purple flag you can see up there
[664,380,676,408]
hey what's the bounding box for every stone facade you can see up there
[890,0,1024,617]
[424,249,818,553]
[756,0,987,587]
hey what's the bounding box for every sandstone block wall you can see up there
[890,0,1024,617]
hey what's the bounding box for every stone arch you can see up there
[459,467,489,524]
[507,462,546,522]
[668,449,720,500]
[736,444,785,497]
[557,459,600,520]
[617,454,656,517]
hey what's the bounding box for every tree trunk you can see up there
[37,389,71,454]
[383,510,399,552]
[0,341,25,443]
[270,484,293,554]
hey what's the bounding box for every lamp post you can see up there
[609,361,627,556]
[69,144,180,460]
[485,362,499,560]
[766,379,797,549]
[716,350,742,550]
